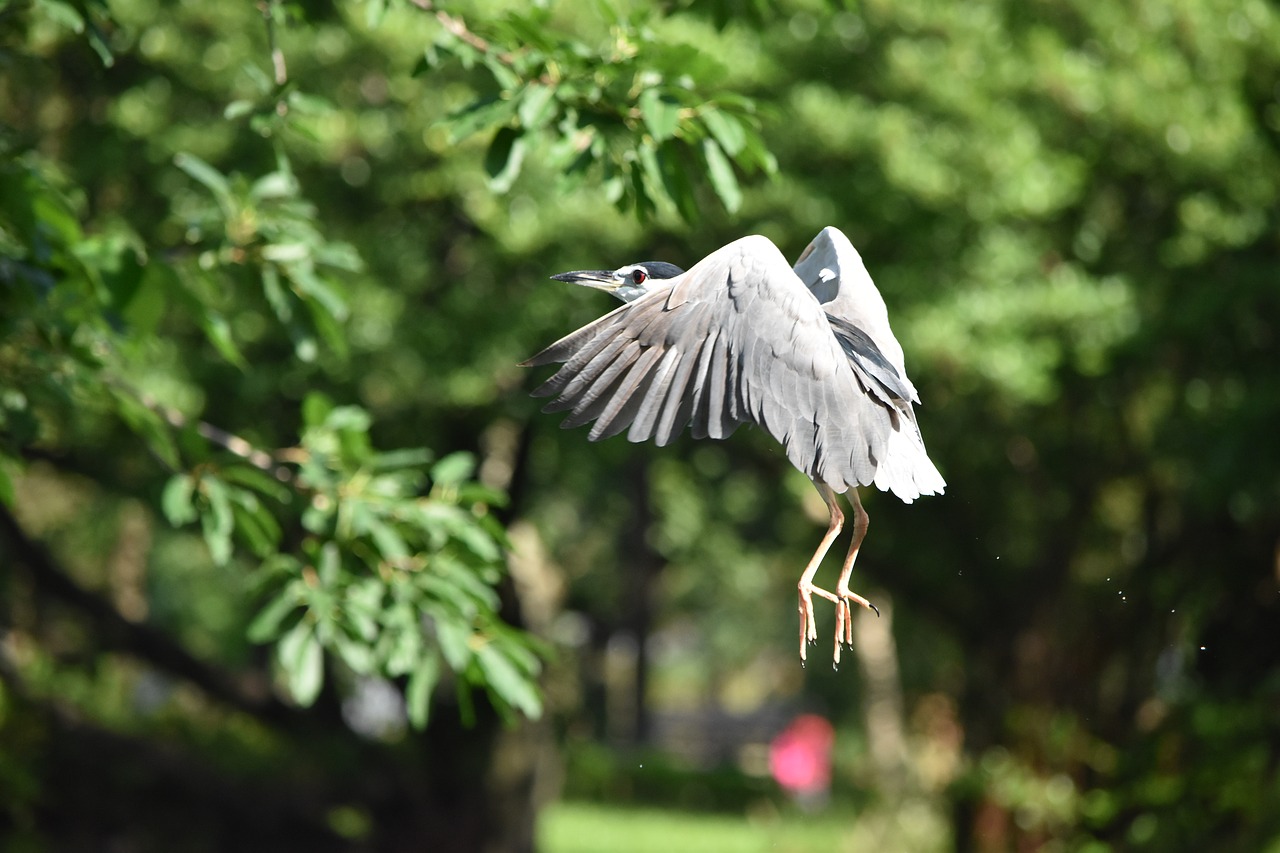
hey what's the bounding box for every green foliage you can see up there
[231,394,540,723]
[2,0,1279,848]
[172,149,360,362]
[1,0,540,728]
[421,3,775,218]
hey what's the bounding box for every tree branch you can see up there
[0,504,302,728]
[259,0,289,114]
[407,0,517,66]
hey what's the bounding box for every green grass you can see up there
[539,800,949,853]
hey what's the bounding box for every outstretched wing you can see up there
[523,235,908,495]
[793,226,945,500]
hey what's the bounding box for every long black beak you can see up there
[550,269,619,292]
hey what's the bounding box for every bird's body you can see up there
[525,227,944,663]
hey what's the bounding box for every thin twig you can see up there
[140,392,298,483]
[105,372,298,482]
[407,0,516,66]
[259,0,289,115]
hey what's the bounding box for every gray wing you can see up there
[523,234,907,495]
[793,226,945,500]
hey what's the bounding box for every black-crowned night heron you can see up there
[523,227,945,665]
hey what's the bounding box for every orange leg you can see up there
[832,487,878,666]
[797,482,844,663]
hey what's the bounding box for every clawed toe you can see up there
[800,589,878,666]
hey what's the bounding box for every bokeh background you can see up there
[2,1,1278,851]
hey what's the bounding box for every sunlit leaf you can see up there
[220,465,290,503]
[367,517,410,562]
[279,620,324,706]
[200,476,235,565]
[230,498,281,556]
[476,644,542,719]
[317,540,341,585]
[161,474,198,525]
[702,137,742,214]
[485,127,526,193]
[174,153,236,218]
[364,0,387,29]
[701,108,745,155]
[384,604,424,676]
[434,615,472,671]
[431,451,475,486]
[249,585,302,642]
[333,630,376,674]
[370,448,434,472]
[406,654,441,729]
[446,97,517,143]
[198,310,248,369]
[639,88,681,143]
[516,83,557,130]
[224,99,255,120]
[35,0,84,33]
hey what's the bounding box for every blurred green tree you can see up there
[1,0,1278,850]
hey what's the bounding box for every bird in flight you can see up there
[523,227,945,665]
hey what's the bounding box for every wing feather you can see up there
[557,341,642,428]
[653,326,708,447]
[524,231,944,500]
[588,345,664,440]
[540,333,634,410]
[629,345,683,442]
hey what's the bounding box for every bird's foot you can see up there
[797,582,840,663]
[832,587,878,666]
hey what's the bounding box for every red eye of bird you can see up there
[631,269,647,284]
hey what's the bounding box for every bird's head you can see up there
[551,261,685,303]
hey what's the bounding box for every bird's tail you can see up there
[874,415,946,503]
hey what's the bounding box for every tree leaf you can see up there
[431,451,475,487]
[446,97,517,143]
[639,88,681,143]
[366,517,410,562]
[384,604,424,676]
[369,447,433,472]
[333,630,376,674]
[364,0,387,29]
[248,585,301,643]
[220,465,290,503]
[174,153,236,218]
[230,498,280,556]
[200,477,235,566]
[406,653,441,729]
[659,144,699,223]
[281,622,324,706]
[224,99,255,120]
[484,127,526,193]
[516,83,557,130]
[701,108,746,156]
[434,615,472,672]
[476,644,542,719]
[287,263,348,322]
[702,137,742,214]
[198,310,247,369]
[315,540,341,586]
[161,474,198,525]
[35,0,84,34]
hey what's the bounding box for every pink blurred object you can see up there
[769,713,835,796]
